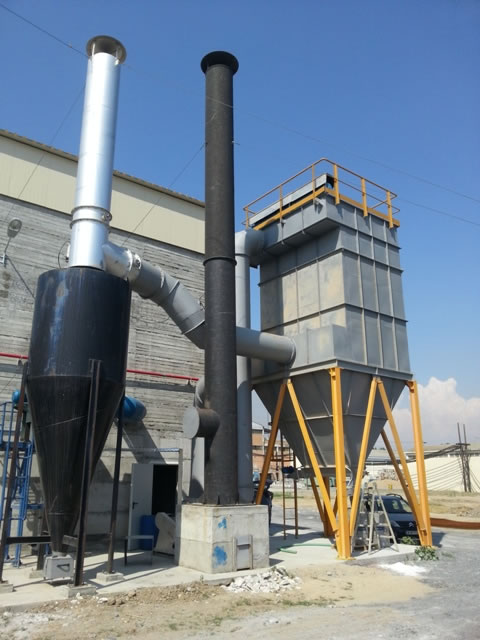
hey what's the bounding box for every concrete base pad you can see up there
[29,569,44,579]
[176,504,270,574]
[60,584,97,598]
[0,581,14,593]
[95,571,124,584]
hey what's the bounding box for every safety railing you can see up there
[244,158,399,230]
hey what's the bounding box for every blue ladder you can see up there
[0,400,41,567]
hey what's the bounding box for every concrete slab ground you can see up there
[0,519,415,611]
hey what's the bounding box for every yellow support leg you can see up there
[377,382,428,543]
[255,382,286,505]
[407,380,433,546]
[329,368,350,559]
[380,430,419,519]
[323,478,334,537]
[286,379,338,536]
[310,477,327,531]
[350,378,378,535]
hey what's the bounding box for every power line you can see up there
[2,2,480,210]
[398,198,480,229]
[120,142,205,247]
[0,372,20,399]
[1,86,85,226]
[0,3,85,58]
[7,256,35,299]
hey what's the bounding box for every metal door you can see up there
[127,463,153,550]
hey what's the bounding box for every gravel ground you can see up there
[1,509,478,639]
[263,506,480,640]
[179,528,479,640]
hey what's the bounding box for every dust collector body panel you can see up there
[252,185,411,474]
[27,267,131,551]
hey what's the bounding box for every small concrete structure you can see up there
[95,571,124,584]
[154,512,175,555]
[176,504,269,573]
[60,583,97,598]
[0,581,14,593]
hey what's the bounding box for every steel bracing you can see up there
[255,370,433,559]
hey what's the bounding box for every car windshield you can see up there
[382,496,412,514]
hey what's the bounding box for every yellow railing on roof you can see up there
[244,158,400,230]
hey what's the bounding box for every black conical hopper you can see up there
[27,267,131,552]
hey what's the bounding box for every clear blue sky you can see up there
[1,1,479,406]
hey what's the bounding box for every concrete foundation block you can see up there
[60,584,97,598]
[176,504,270,574]
[0,581,14,593]
[29,569,44,579]
[95,571,125,584]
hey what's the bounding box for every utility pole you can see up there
[457,423,472,493]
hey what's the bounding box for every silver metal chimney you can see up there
[69,36,126,269]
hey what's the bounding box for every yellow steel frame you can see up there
[350,377,378,535]
[407,380,433,545]
[255,381,286,506]
[255,373,432,559]
[375,380,432,546]
[329,368,350,559]
[285,379,338,534]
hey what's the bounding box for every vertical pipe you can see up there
[106,391,124,574]
[235,230,264,503]
[201,51,239,505]
[293,452,298,538]
[74,359,101,587]
[69,36,126,269]
[281,433,286,539]
[236,244,252,503]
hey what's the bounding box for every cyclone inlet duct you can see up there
[26,36,130,553]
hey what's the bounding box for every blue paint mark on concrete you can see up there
[212,545,227,567]
[217,517,227,529]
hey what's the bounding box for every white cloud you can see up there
[393,377,480,445]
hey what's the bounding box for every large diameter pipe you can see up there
[201,51,239,505]
[103,242,295,365]
[69,36,126,269]
[235,229,264,502]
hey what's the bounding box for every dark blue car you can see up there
[377,494,419,541]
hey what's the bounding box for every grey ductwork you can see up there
[69,36,126,269]
[103,241,295,365]
[235,228,264,503]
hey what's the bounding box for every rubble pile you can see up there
[223,567,301,594]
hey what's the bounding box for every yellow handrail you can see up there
[244,158,399,229]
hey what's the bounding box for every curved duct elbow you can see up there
[103,241,295,364]
[103,242,204,337]
[234,228,264,259]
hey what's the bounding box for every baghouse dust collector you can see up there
[6,33,431,581]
